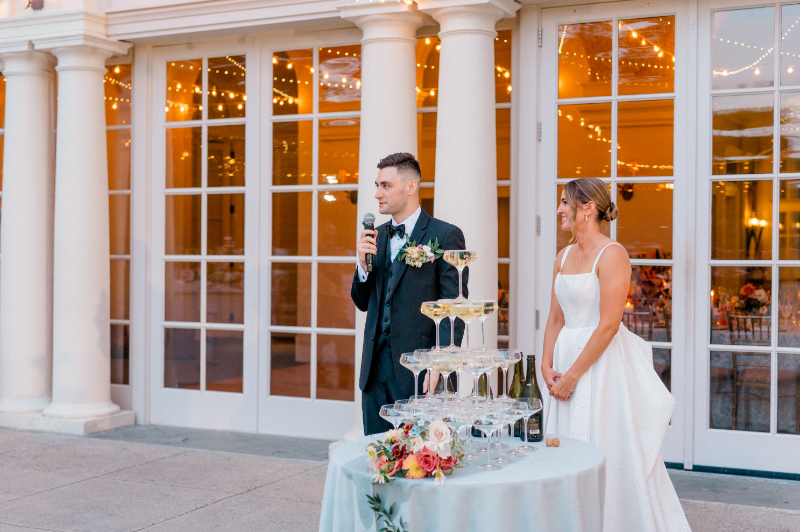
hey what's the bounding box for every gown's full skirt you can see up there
[546,322,691,532]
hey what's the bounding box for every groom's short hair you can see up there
[377,152,422,183]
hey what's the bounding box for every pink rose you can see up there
[416,447,439,473]
[386,459,403,477]
[371,456,388,473]
[427,420,451,445]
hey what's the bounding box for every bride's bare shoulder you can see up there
[597,242,630,271]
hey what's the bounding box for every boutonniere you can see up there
[398,238,444,268]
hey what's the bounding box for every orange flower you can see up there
[403,453,426,479]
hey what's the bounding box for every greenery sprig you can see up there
[366,493,409,532]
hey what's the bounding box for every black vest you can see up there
[375,246,403,382]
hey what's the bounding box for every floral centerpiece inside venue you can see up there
[366,419,464,485]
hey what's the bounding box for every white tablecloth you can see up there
[319,432,605,532]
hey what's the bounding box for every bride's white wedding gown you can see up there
[546,243,691,532]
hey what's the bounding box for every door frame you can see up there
[537,0,695,466]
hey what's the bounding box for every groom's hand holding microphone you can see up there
[357,213,377,273]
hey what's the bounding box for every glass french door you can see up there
[539,1,691,464]
[696,0,800,474]
[150,43,259,432]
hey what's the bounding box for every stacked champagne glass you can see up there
[388,250,543,470]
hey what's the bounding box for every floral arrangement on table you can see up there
[729,283,770,315]
[366,419,464,485]
[398,238,444,268]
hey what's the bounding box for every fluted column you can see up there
[0,49,55,413]
[338,2,423,443]
[42,42,127,420]
[420,0,518,349]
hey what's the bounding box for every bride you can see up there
[543,178,691,531]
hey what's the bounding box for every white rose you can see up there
[427,420,451,445]
[411,436,424,453]
[422,245,431,253]
[430,441,451,459]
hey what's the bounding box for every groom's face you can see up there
[375,167,411,216]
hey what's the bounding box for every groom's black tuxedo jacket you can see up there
[351,208,468,394]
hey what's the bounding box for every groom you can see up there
[352,152,468,435]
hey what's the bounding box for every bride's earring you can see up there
[584,214,588,221]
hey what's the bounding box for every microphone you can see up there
[362,213,376,272]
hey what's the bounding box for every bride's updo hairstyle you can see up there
[564,178,619,225]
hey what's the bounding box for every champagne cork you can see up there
[546,438,561,447]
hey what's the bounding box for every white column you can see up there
[420,0,518,349]
[0,49,55,413]
[337,2,423,444]
[42,43,128,420]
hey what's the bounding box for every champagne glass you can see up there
[504,405,527,458]
[491,410,517,464]
[450,300,484,348]
[477,300,499,349]
[430,352,461,406]
[443,250,477,302]
[517,398,543,452]
[463,354,493,405]
[379,405,404,431]
[414,348,434,399]
[441,299,459,350]
[421,301,451,349]
[400,353,428,402]
[498,350,521,399]
[460,407,481,461]
[474,412,503,471]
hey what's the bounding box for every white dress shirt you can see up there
[357,205,422,282]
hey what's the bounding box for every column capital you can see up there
[418,0,518,35]
[339,1,425,44]
[0,48,55,77]
[33,33,131,69]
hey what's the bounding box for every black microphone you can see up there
[362,213,376,272]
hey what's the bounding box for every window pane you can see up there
[417,113,436,182]
[207,330,243,393]
[781,179,800,259]
[0,135,4,191]
[617,183,673,259]
[109,195,130,255]
[618,17,675,95]
[711,180,772,260]
[712,94,774,175]
[166,59,202,122]
[498,186,510,258]
[557,21,613,99]
[110,259,130,320]
[208,125,245,187]
[317,263,356,329]
[111,324,129,385]
[317,334,355,401]
[319,45,361,113]
[779,267,800,346]
[207,262,244,324]
[273,121,312,186]
[319,118,359,185]
[272,192,312,256]
[318,191,357,257]
[495,30,512,104]
[416,37,440,107]
[713,7,775,91]
[497,108,511,181]
[498,263,509,338]
[166,194,201,255]
[165,262,201,323]
[105,64,132,126]
[208,55,245,119]
[617,100,674,177]
[271,333,310,398]
[0,74,5,128]
[782,4,800,87]
[558,103,612,178]
[626,265,671,343]
[777,353,800,434]
[653,348,671,392]
[107,130,131,190]
[273,49,313,116]
[710,350,770,432]
[166,127,201,188]
[710,266,772,346]
[207,193,244,255]
[165,328,201,389]
[780,92,800,173]
[272,262,311,327]
[556,184,610,252]
[421,187,434,217]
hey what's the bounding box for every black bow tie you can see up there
[387,224,406,239]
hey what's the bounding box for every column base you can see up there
[0,409,135,435]
[0,397,51,414]
[43,400,120,419]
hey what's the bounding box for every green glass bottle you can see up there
[434,373,454,394]
[509,359,524,437]
[520,354,544,442]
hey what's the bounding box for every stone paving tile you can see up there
[0,464,85,504]
[253,464,329,505]
[0,524,66,531]
[0,477,229,532]
[670,469,800,511]
[681,499,800,532]
[106,449,323,494]
[0,438,186,479]
[0,430,71,456]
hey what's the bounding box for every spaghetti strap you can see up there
[559,245,573,272]
[592,242,624,274]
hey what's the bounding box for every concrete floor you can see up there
[0,426,796,531]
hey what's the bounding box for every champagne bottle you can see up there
[471,373,490,437]
[520,354,544,442]
[509,359,524,437]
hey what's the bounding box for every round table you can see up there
[319,432,605,532]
